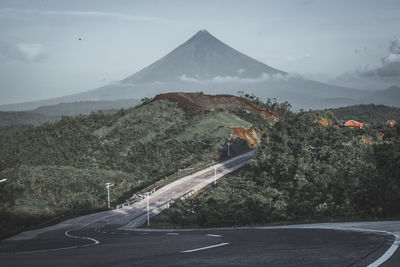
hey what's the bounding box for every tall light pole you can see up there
[227,142,232,158]
[0,179,6,183]
[214,166,217,185]
[138,192,151,227]
[105,182,114,209]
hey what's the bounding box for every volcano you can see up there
[1,30,371,111]
[122,29,285,84]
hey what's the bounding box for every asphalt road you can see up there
[1,151,255,243]
[1,150,400,266]
[0,225,399,266]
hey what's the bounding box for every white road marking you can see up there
[64,230,100,245]
[0,230,101,255]
[166,233,179,235]
[181,242,230,253]
[270,224,400,267]
[367,233,400,267]
[206,234,222,237]
[1,213,117,254]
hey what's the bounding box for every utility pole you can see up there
[105,182,114,209]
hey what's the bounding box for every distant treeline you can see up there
[329,104,400,124]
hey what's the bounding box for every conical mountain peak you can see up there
[183,29,226,49]
[189,29,214,40]
[122,30,286,84]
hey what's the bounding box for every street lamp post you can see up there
[214,166,217,185]
[227,142,232,157]
[138,192,151,227]
[105,182,114,209]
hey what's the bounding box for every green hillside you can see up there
[0,99,265,238]
[156,109,400,228]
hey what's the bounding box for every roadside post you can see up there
[227,142,232,157]
[105,182,114,209]
[214,166,217,185]
[138,192,151,227]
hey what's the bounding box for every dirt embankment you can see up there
[152,92,278,123]
[344,120,365,128]
[231,125,261,148]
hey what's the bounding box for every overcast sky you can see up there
[0,0,400,105]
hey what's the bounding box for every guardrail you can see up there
[116,188,156,209]
[158,189,196,210]
[116,150,255,210]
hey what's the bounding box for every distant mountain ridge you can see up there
[366,86,400,107]
[0,99,140,127]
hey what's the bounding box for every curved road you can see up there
[1,223,400,266]
[1,151,400,266]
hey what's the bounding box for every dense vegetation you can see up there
[2,94,399,236]
[158,109,400,227]
[0,99,260,238]
[329,104,400,124]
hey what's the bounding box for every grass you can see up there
[0,99,264,239]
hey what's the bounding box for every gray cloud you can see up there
[178,73,300,84]
[0,8,160,21]
[361,38,400,77]
[0,43,46,62]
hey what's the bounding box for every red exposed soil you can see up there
[231,125,261,148]
[344,120,365,129]
[313,118,330,127]
[152,92,278,123]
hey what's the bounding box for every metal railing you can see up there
[116,188,156,209]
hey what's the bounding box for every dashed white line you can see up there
[181,242,230,253]
[206,234,222,237]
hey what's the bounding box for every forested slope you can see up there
[0,98,268,238]
[158,109,400,227]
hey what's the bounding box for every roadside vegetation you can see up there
[0,99,265,239]
[2,95,399,237]
[156,107,400,228]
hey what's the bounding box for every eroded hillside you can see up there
[152,92,278,123]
